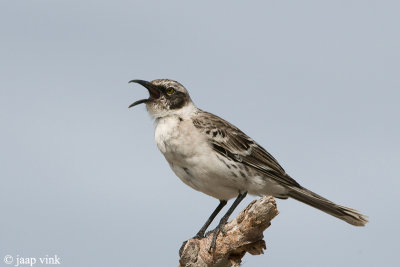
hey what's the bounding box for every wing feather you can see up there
[193,111,300,187]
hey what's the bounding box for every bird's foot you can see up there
[194,231,205,239]
[207,223,226,252]
[179,233,205,257]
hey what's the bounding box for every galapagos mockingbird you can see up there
[128,79,368,250]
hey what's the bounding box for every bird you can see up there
[128,78,368,250]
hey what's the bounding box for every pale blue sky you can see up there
[1,1,399,266]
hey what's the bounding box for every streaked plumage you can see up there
[129,78,368,237]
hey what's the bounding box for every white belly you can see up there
[154,116,245,200]
[153,115,289,200]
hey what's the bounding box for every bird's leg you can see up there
[179,200,227,257]
[195,200,227,238]
[208,191,247,252]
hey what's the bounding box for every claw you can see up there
[179,233,206,257]
[208,224,225,252]
[194,233,204,239]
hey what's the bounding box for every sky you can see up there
[0,1,399,266]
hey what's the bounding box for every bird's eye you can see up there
[166,87,175,95]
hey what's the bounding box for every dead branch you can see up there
[179,196,279,267]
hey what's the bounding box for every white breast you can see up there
[153,115,246,200]
[154,116,208,160]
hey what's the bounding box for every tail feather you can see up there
[288,186,368,226]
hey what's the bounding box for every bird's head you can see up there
[128,79,193,118]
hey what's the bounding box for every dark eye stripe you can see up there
[169,91,187,109]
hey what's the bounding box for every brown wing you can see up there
[193,110,300,187]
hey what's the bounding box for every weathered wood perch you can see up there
[179,196,279,267]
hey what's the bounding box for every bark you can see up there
[179,196,279,267]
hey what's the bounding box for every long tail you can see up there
[288,186,368,226]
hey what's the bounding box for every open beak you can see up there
[128,79,161,108]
